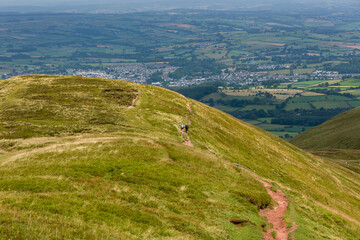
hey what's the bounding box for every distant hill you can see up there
[0,75,359,239]
[290,107,360,149]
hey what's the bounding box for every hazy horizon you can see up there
[1,0,360,13]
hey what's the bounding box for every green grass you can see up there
[291,107,360,149]
[311,101,350,109]
[244,120,263,125]
[339,79,360,87]
[257,117,273,124]
[346,101,360,108]
[0,75,359,239]
[309,149,360,174]
[291,80,324,87]
[256,123,287,131]
[284,102,313,110]
[241,105,276,111]
[290,95,352,103]
[270,131,298,139]
[214,105,240,112]
[201,92,256,102]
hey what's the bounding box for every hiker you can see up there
[180,124,185,131]
[185,124,189,133]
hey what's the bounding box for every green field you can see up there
[339,79,360,87]
[285,102,313,110]
[291,80,324,87]
[311,101,350,109]
[242,105,276,111]
[290,95,352,102]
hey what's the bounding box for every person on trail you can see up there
[180,124,185,131]
[185,124,189,133]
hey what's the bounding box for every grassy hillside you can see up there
[309,149,360,174]
[290,107,360,149]
[0,75,359,239]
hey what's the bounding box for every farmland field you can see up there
[284,102,313,110]
[290,95,352,102]
[242,105,276,111]
[311,101,350,109]
[339,79,360,87]
[2,9,360,140]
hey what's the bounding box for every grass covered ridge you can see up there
[0,75,359,239]
[291,107,360,149]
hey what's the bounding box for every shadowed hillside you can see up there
[290,107,360,175]
[290,107,360,150]
[0,75,359,239]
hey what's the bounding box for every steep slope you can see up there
[290,107,360,149]
[0,75,359,239]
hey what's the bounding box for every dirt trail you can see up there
[128,92,140,109]
[187,103,194,115]
[257,179,297,240]
[178,104,193,147]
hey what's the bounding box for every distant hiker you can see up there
[185,124,189,133]
[180,124,185,131]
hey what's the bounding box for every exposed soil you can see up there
[182,133,193,147]
[257,179,297,240]
[229,219,251,227]
[187,104,194,115]
[128,92,140,109]
[178,103,193,147]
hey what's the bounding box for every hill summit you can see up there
[0,75,359,239]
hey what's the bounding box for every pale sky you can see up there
[0,0,353,6]
[0,0,358,11]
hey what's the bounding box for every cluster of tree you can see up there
[309,88,354,97]
[12,54,31,59]
[171,82,221,100]
[0,57,12,62]
[262,80,285,88]
[271,108,346,125]
[324,59,360,74]
[6,46,37,53]
[71,51,136,59]
[168,59,224,80]
[146,72,163,84]
[271,55,325,64]
[204,95,277,107]
[227,108,347,126]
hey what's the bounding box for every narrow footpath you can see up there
[257,179,297,240]
[179,104,193,147]
[128,92,140,109]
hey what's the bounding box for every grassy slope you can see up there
[290,107,360,149]
[0,75,359,239]
[309,149,360,174]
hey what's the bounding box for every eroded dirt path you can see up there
[128,92,140,109]
[178,103,194,147]
[257,179,297,240]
